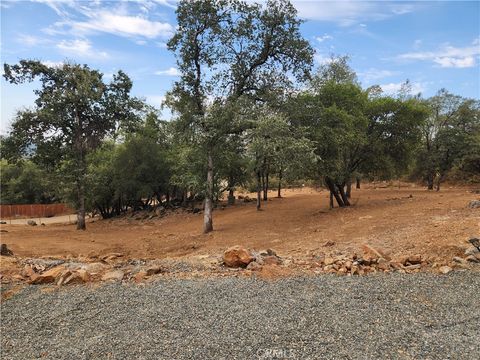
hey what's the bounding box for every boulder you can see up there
[27,220,37,226]
[101,270,124,281]
[407,255,422,265]
[145,266,163,276]
[324,257,335,266]
[439,265,453,274]
[465,255,479,263]
[468,200,480,208]
[361,244,391,261]
[63,270,89,285]
[223,246,254,268]
[134,270,147,283]
[263,255,282,266]
[30,265,67,284]
[0,244,13,256]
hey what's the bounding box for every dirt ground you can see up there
[1,184,479,263]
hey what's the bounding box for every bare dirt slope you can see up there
[1,184,479,263]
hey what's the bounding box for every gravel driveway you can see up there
[1,272,479,359]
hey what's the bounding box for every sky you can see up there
[1,0,479,134]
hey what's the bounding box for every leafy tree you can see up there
[0,160,56,204]
[414,90,480,190]
[167,0,313,233]
[3,60,143,229]
[287,58,427,207]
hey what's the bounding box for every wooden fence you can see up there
[0,203,73,219]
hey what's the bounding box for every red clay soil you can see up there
[1,184,479,263]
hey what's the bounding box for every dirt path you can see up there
[1,185,479,262]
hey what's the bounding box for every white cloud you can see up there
[397,38,480,68]
[358,68,398,83]
[56,39,108,59]
[17,34,48,47]
[57,11,174,39]
[41,60,65,68]
[314,52,333,66]
[145,95,165,107]
[32,0,75,17]
[291,1,421,26]
[380,81,425,95]
[315,34,333,43]
[154,67,180,76]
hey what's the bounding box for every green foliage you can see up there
[413,89,480,186]
[0,160,56,204]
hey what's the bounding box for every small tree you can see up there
[3,60,143,229]
[167,0,313,233]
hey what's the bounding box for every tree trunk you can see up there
[256,171,262,211]
[356,177,361,189]
[427,173,434,190]
[338,183,351,206]
[435,173,442,192]
[277,170,282,198]
[227,188,235,205]
[329,191,334,209]
[76,180,86,230]
[203,152,214,233]
[263,172,269,201]
[325,177,345,207]
[346,180,352,199]
[74,109,86,230]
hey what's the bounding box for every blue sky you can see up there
[1,0,479,134]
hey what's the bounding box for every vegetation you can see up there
[1,0,479,231]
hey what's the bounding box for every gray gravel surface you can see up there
[1,272,479,360]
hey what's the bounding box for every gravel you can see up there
[1,272,479,359]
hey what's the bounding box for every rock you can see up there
[63,270,89,285]
[0,244,13,256]
[21,265,37,279]
[30,265,67,284]
[323,265,335,272]
[361,244,391,261]
[468,200,480,208]
[323,240,335,247]
[350,265,359,275]
[57,270,72,286]
[404,264,421,271]
[246,261,262,271]
[145,266,163,276]
[324,257,335,266]
[134,270,147,283]
[263,255,281,266]
[101,270,124,282]
[452,256,468,265]
[465,247,480,256]
[223,246,254,268]
[439,265,453,274]
[101,253,123,261]
[377,259,391,271]
[81,262,107,274]
[76,269,90,282]
[265,249,277,256]
[407,255,422,265]
[27,220,37,226]
[465,255,479,263]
